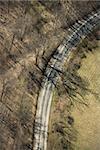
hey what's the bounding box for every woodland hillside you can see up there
[0,1,99,150]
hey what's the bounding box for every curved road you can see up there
[33,10,100,150]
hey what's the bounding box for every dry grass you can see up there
[72,41,100,150]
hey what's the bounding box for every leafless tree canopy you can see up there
[0,1,99,150]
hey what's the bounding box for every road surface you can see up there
[33,10,100,150]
